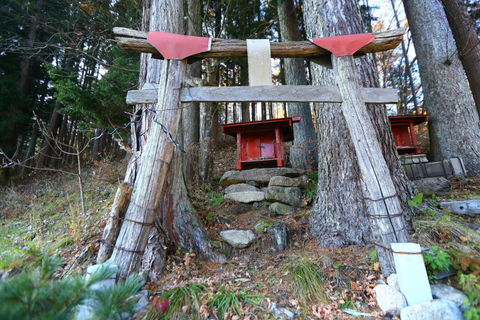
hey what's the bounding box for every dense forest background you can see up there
[2,0,478,186]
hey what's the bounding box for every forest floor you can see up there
[1,145,480,319]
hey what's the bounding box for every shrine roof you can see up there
[389,115,428,125]
[222,117,301,141]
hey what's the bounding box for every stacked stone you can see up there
[220,168,306,216]
[218,168,307,252]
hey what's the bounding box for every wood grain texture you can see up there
[113,27,405,58]
[333,54,409,275]
[126,85,398,104]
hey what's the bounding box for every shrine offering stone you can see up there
[265,186,304,207]
[220,168,300,187]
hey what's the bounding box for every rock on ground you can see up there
[373,284,407,316]
[269,202,295,216]
[265,186,304,207]
[219,230,255,248]
[413,177,451,193]
[430,283,469,311]
[400,299,464,320]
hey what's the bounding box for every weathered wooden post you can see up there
[109,58,187,278]
[332,53,409,274]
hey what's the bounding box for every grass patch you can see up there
[284,255,327,305]
[209,282,262,320]
[157,283,206,320]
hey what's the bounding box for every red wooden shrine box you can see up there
[388,115,428,154]
[222,117,301,170]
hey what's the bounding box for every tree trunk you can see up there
[37,102,62,168]
[198,59,219,185]
[403,0,480,173]
[277,0,318,170]
[303,0,415,275]
[440,0,480,115]
[183,0,202,186]
[108,0,221,279]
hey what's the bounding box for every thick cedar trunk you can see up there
[403,0,480,172]
[277,0,318,170]
[304,0,415,275]
[440,0,480,115]
[108,0,220,279]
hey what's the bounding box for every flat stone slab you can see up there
[224,191,265,203]
[220,168,300,187]
[439,200,480,215]
[268,175,306,188]
[224,183,260,194]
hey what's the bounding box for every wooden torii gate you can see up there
[112,27,409,275]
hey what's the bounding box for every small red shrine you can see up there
[222,117,301,170]
[388,115,428,154]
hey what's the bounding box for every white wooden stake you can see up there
[391,243,432,306]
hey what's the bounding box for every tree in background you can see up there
[403,0,480,172]
[303,0,415,274]
[441,0,480,115]
[276,0,318,170]
[0,0,142,184]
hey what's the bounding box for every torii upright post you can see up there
[332,54,409,274]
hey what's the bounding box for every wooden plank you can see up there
[332,54,409,276]
[126,85,398,104]
[247,39,272,86]
[114,27,405,58]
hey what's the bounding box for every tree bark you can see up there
[108,0,221,279]
[183,0,202,186]
[277,0,318,170]
[440,0,480,115]
[403,0,480,173]
[303,0,415,275]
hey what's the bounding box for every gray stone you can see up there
[269,202,295,216]
[439,200,480,215]
[374,284,407,316]
[220,168,300,187]
[431,284,469,311]
[400,299,464,320]
[265,220,287,253]
[265,186,304,207]
[268,175,306,188]
[413,177,451,193]
[246,180,260,187]
[387,273,400,291]
[224,183,260,194]
[219,230,255,248]
[224,191,265,203]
